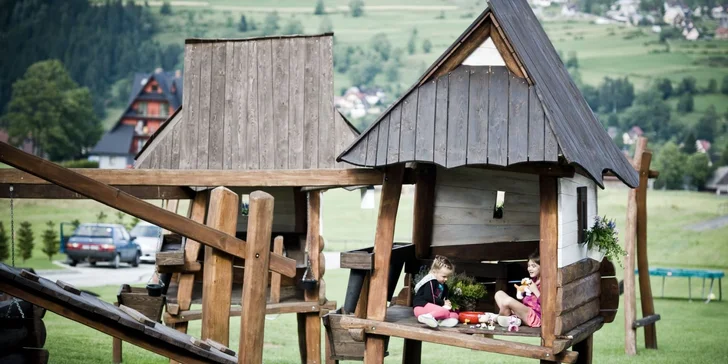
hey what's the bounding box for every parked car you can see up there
[65,223,141,268]
[129,221,162,264]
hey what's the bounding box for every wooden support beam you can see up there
[411,164,435,259]
[0,184,194,199]
[633,314,661,329]
[573,334,593,364]
[269,236,284,304]
[301,190,323,364]
[339,316,578,363]
[636,149,658,350]
[0,142,295,278]
[201,187,239,346]
[238,191,274,364]
[0,165,386,187]
[624,138,647,356]
[364,164,405,364]
[157,261,202,273]
[539,176,558,348]
[164,302,324,324]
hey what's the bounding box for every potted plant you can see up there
[446,273,487,311]
[582,216,626,266]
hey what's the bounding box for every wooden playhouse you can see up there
[324,0,639,363]
[131,33,362,362]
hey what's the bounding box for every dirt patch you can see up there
[684,215,728,232]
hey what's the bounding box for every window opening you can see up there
[577,186,588,243]
[493,191,505,219]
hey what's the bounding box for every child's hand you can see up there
[528,282,540,297]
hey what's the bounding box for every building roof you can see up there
[123,71,183,120]
[706,166,728,189]
[336,0,639,188]
[89,124,135,156]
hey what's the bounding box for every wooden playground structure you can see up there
[0,0,665,363]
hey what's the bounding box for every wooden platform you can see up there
[0,263,236,364]
[325,305,580,363]
[384,305,542,337]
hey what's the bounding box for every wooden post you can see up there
[299,190,322,363]
[269,236,284,304]
[364,164,405,364]
[624,138,647,356]
[112,336,122,364]
[573,334,593,364]
[403,164,435,364]
[238,191,274,364]
[539,176,558,353]
[636,151,657,350]
[201,187,239,346]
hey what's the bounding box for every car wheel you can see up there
[90,261,96,266]
[69,260,78,267]
[131,252,140,267]
[112,254,121,269]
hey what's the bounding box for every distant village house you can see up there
[89,69,182,169]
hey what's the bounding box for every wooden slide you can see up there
[0,263,237,364]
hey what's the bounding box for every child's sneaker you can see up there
[497,315,521,328]
[417,313,438,328]
[439,318,460,328]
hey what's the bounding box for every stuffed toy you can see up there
[514,278,533,300]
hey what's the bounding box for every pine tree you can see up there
[422,39,432,54]
[0,222,9,262]
[17,221,34,263]
[42,221,59,261]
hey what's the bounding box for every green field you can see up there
[2,186,727,362]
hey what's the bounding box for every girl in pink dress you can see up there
[493,251,542,327]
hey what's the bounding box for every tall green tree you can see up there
[598,77,634,113]
[654,78,673,99]
[677,76,697,95]
[653,142,687,190]
[318,16,333,33]
[677,93,694,113]
[621,90,673,139]
[17,221,34,263]
[282,16,304,35]
[160,1,172,15]
[2,60,101,161]
[422,39,432,54]
[696,105,719,142]
[683,131,697,154]
[722,75,728,95]
[238,15,248,32]
[407,28,418,55]
[41,221,59,261]
[0,222,9,262]
[370,33,392,61]
[707,78,718,93]
[685,153,711,189]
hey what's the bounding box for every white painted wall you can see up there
[557,174,598,267]
[98,155,129,169]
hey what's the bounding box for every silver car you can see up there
[129,221,162,264]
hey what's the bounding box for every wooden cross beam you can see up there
[0,142,295,278]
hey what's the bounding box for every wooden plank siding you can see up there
[135,34,354,171]
[431,166,540,248]
[338,65,556,168]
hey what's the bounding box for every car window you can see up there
[74,225,113,237]
[121,228,131,241]
[113,228,121,241]
[130,225,161,237]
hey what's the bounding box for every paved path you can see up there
[37,261,156,288]
[35,253,341,288]
[685,215,728,232]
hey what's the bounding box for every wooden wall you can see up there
[557,173,597,268]
[430,167,540,248]
[340,65,559,168]
[231,187,297,233]
[136,34,358,170]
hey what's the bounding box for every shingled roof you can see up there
[336,0,638,188]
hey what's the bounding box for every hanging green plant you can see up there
[583,216,627,266]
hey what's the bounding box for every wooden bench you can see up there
[637,267,724,302]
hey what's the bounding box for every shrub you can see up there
[349,0,364,17]
[0,222,9,262]
[422,39,432,54]
[160,1,172,15]
[60,159,99,168]
[17,221,34,263]
[41,221,59,261]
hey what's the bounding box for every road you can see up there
[38,252,342,288]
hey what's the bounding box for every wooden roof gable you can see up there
[337,0,638,188]
[135,33,359,171]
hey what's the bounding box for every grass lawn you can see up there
[41,267,728,363]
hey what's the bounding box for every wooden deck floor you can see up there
[385,305,542,338]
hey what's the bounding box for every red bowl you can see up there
[458,311,484,324]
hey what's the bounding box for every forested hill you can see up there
[0,0,182,115]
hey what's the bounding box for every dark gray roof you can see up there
[90,124,135,156]
[337,0,638,188]
[123,71,183,119]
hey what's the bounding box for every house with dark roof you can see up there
[90,69,182,169]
